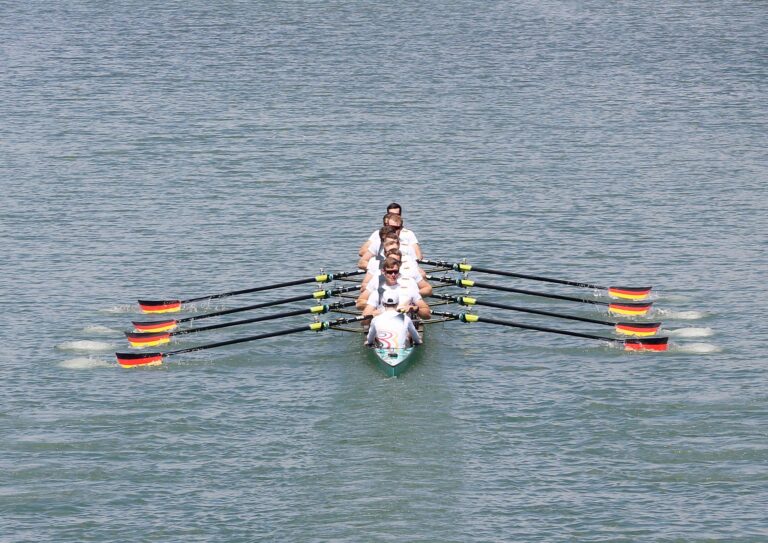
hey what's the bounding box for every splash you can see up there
[667,327,714,338]
[671,342,722,354]
[55,340,115,352]
[59,357,113,369]
[98,304,137,315]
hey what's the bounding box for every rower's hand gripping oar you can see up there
[420,258,652,301]
[116,315,372,368]
[433,311,669,352]
[138,270,365,313]
[126,301,357,348]
[132,285,360,333]
[431,294,661,337]
[427,275,653,316]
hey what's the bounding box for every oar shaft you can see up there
[173,301,356,337]
[167,325,316,356]
[432,311,615,342]
[178,286,359,324]
[468,266,603,290]
[427,276,606,306]
[431,294,611,326]
[182,270,364,304]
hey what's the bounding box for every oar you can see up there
[431,294,661,337]
[126,301,357,348]
[138,270,365,313]
[433,311,669,352]
[116,315,371,368]
[426,275,653,316]
[132,285,360,333]
[420,258,651,300]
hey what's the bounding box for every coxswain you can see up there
[364,291,423,349]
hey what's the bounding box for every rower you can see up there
[357,256,431,319]
[362,242,432,297]
[364,291,423,349]
[358,205,422,260]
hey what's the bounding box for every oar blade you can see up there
[125,331,171,348]
[138,299,182,314]
[608,301,653,316]
[608,286,652,300]
[614,321,662,337]
[132,319,178,333]
[116,352,165,368]
[622,337,669,352]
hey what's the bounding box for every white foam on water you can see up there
[667,327,714,338]
[59,357,113,369]
[99,304,137,315]
[83,324,121,335]
[657,309,708,320]
[55,340,116,352]
[671,342,722,354]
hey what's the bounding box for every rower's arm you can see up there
[417,278,433,297]
[357,251,373,270]
[416,299,431,320]
[413,243,423,260]
[358,240,371,257]
[356,289,371,310]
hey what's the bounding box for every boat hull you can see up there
[369,346,416,377]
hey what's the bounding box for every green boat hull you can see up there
[369,346,417,377]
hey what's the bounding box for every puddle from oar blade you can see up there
[657,309,708,320]
[59,357,113,369]
[667,327,714,338]
[83,324,121,335]
[671,342,722,354]
[55,340,116,352]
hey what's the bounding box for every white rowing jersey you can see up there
[366,254,422,282]
[367,227,419,258]
[366,310,422,348]
[365,276,422,311]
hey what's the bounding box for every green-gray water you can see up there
[2,2,766,541]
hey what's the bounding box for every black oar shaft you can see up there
[433,311,615,342]
[173,301,356,337]
[182,270,364,303]
[165,315,366,358]
[178,286,359,324]
[428,276,606,306]
[431,294,611,326]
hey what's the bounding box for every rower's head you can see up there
[382,290,400,308]
[379,225,399,242]
[383,238,400,254]
[381,256,401,285]
[385,213,403,232]
[384,247,402,265]
[387,202,402,215]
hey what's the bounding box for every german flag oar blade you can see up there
[138,300,182,314]
[623,337,669,352]
[608,301,653,316]
[607,286,652,301]
[125,331,171,348]
[132,319,178,333]
[116,352,165,367]
[614,321,661,337]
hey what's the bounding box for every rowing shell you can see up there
[369,345,418,378]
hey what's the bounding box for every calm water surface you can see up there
[1,1,766,541]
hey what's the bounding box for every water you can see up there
[2,1,767,541]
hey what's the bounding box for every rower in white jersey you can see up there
[358,203,422,260]
[357,256,431,319]
[361,236,432,297]
[365,291,423,349]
